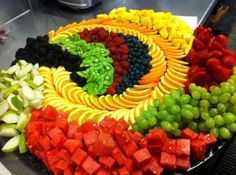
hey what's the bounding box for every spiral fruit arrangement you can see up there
[1,7,236,175]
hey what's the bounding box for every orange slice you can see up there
[134,82,157,90]
[113,94,133,109]
[122,92,150,102]
[105,95,121,110]
[98,96,117,111]
[89,95,105,110]
[126,88,152,96]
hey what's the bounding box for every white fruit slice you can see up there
[17,63,33,78]
[1,111,19,123]
[2,83,20,98]
[19,132,27,153]
[3,77,14,84]
[6,64,19,75]
[18,60,27,67]
[20,83,34,100]
[0,100,9,116]
[34,90,44,99]
[34,63,39,69]
[16,112,29,131]
[7,95,24,112]
[0,124,19,137]
[37,86,44,91]
[33,75,44,86]
[0,82,7,90]
[2,135,20,152]
[30,98,43,109]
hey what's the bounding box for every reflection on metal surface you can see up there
[59,0,102,9]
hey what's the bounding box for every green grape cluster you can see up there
[133,67,236,139]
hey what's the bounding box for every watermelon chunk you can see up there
[67,121,79,139]
[191,139,207,161]
[148,161,163,175]
[118,167,129,175]
[98,156,115,169]
[199,133,217,145]
[121,140,138,157]
[133,148,151,164]
[71,148,88,166]
[56,159,69,170]
[180,128,199,140]
[147,129,168,145]
[38,135,52,151]
[99,116,116,128]
[160,152,176,171]
[43,105,58,121]
[82,156,101,174]
[176,156,190,171]
[63,139,83,153]
[97,168,111,175]
[176,139,190,156]
[83,130,98,147]
[163,139,176,154]
[111,148,127,166]
[64,166,74,175]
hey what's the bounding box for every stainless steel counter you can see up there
[0,0,219,174]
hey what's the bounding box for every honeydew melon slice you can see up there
[16,112,29,131]
[0,123,19,137]
[0,111,19,123]
[19,132,27,153]
[0,100,9,116]
[2,135,20,152]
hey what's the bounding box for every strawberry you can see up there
[206,36,216,49]
[192,49,210,66]
[188,65,201,77]
[208,41,223,51]
[190,71,208,86]
[222,56,236,69]
[205,58,221,71]
[111,82,119,88]
[114,76,122,84]
[194,25,204,36]
[211,65,232,82]
[106,86,116,95]
[211,50,223,59]
[120,61,129,68]
[215,34,228,48]
[192,38,206,51]
[120,45,129,54]
[184,79,191,93]
[221,48,235,57]
[197,28,212,44]
[109,46,117,53]
[186,49,197,63]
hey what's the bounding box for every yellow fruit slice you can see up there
[96,112,112,123]
[104,95,121,110]
[129,108,136,124]
[122,92,150,102]
[98,96,117,111]
[158,81,170,94]
[134,83,157,90]
[126,88,152,96]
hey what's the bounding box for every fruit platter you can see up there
[1,7,236,175]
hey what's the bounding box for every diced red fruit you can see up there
[83,130,98,147]
[211,65,232,82]
[147,129,168,145]
[63,139,82,153]
[56,159,69,170]
[191,139,207,161]
[46,149,60,165]
[190,70,208,86]
[112,148,127,166]
[30,110,43,122]
[64,166,74,175]
[121,140,138,157]
[163,139,176,155]
[38,136,52,151]
[71,148,88,166]
[124,158,135,172]
[118,167,129,175]
[160,152,176,171]
[55,117,68,132]
[148,161,163,175]
[106,86,116,95]
[99,116,116,128]
[176,156,190,171]
[75,167,87,175]
[67,121,79,138]
[180,128,199,140]
[199,133,217,145]
[51,163,63,175]
[205,57,221,71]
[79,120,97,133]
[43,105,58,121]
[99,156,115,169]
[97,168,111,175]
[82,156,101,175]
[176,139,190,156]
[132,169,143,175]
[58,149,70,162]
[222,56,236,69]
[133,148,152,164]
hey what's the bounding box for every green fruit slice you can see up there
[1,111,19,123]
[0,100,9,116]
[30,98,43,109]
[0,123,19,137]
[2,84,20,98]
[17,64,33,78]
[7,94,24,112]
[20,83,34,100]
[2,135,20,152]
[19,132,27,153]
[25,79,38,89]
[16,112,29,131]
[33,75,44,86]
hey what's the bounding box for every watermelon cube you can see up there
[82,156,101,174]
[56,159,69,170]
[98,156,115,169]
[58,149,70,162]
[121,140,138,157]
[74,167,87,175]
[83,130,98,147]
[79,120,97,133]
[50,163,63,175]
[191,139,207,161]
[97,168,111,175]
[148,161,163,175]
[43,105,58,121]
[55,117,68,133]
[180,128,199,140]
[176,156,190,171]
[118,167,129,175]
[38,135,52,151]
[148,144,162,154]
[163,139,176,154]
[46,149,60,165]
[132,169,143,175]
[111,148,127,166]
[133,148,151,164]
[176,139,190,156]
[63,166,74,175]
[124,158,134,172]
[139,138,148,148]
[63,139,83,153]
[71,148,88,166]
[99,116,116,128]
[147,129,168,145]
[160,152,176,171]
[67,121,79,138]
[199,133,217,145]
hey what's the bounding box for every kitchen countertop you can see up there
[0,0,219,174]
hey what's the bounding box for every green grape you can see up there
[147,106,158,116]
[223,112,236,125]
[214,115,224,126]
[205,118,215,129]
[170,105,181,114]
[178,86,185,95]
[172,122,179,129]
[191,90,201,100]
[175,113,181,121]
[210,128,219,138]
[153,99,161,108]
[219,93,230,103]
[191,107,200,119]
[170,89,180,100]
[227,79,235,86]
[209,108,218,117]
[225,102,232,111]
[217,103,226,113]
[221,82,231,93]
[189,83,197,93]
[172,129,182,137]
[231,105,236,114]
[141,111,152,119]
[201,92,211,100]
[201,111,210,120]
[159,104,167,110]
[199,107,208,113]
[190,99,199,106]
[160,121,173,131]
[165,114,176,122]
[163,94,175,106]
[231,75,236,82]
[148,116,157,127]
[219,127,231,139]
[157,110,168,120]
[199,99,210,108]
[210,95,219,104]
[229,84,235,93]
[181,109,193,121]
[132,123,144,133]
[227,123,236,132]
[210,86,222,96]
[230,95,236,104]
[188,121,198,131]
[138,118,149,130]
[198,122,207,132]
[179,94,191,104]
[181,104,193,110]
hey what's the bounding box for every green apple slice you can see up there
[6,64,19,75]
[0,82,7,90]
[17,64,33,78]
[20,83,34,100]
[7,95,24,112]
[34,90,43,99]
[18,60,27,67]
[0,100,9,116]
[1,111,19,123]
[30,98,43,109]
[25,79,38,89]
[0,124,19,137]
[23,105,33,114]
[34,63,39,69]
[33,75,44,86]
[2,83,20,98]
[2,135,20,152]
[19,132,27,153]
[16,112,29,131]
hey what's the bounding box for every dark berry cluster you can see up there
[116,34,152,94]
[14,35,86,86]
[79,28,129,95]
